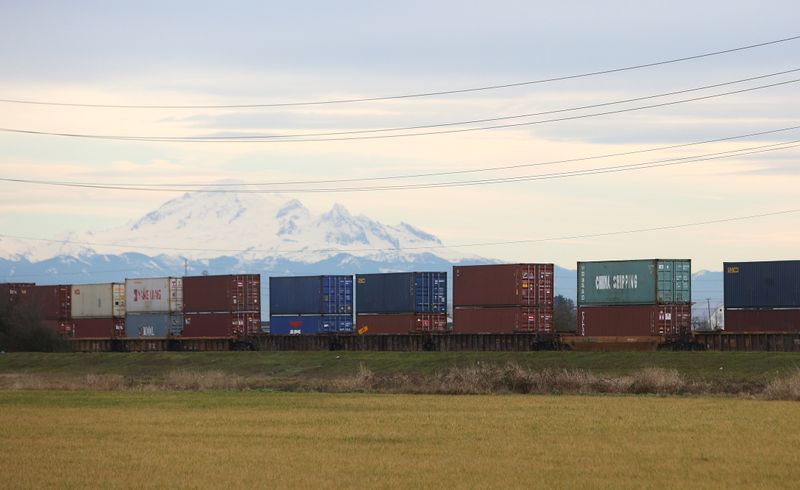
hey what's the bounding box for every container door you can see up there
[657,261,674,304]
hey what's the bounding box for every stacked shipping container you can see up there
[452,264,554,333]
[269,275,354,334]
[70,283,125,337]
[182,275,261,337]
[124,278,181,337]
[355,272,447,333]
[16,284,74,335]
[576,259,691,336]
[724,261,800,332]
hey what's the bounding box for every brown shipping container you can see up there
[42,320,75,336]
[72,318,124,338]
[453,264,554,307]
[453,306,553,333]
[356,313,447,334]
[724,309,800,333]
[183,274,260,312]
[0,283,36,305]
[576,304,691,337]
[18,285,72,320]
[182,312,261,337]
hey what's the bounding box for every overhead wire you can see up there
[1,207,797,255]
[0,34,797,108]
[1,76,798,143]
[2,139,797,193]
[5,124,795,188]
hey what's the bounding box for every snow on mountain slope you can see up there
[2,189,479,263]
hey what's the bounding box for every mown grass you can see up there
[0,391,798,488]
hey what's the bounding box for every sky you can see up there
[1,0,798,272]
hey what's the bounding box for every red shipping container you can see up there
[453,306,553,333]
[182,274,261,312]
[724,309,800,333]
[454,264,553,307]
[72,318,124,338]
[356,313,447,334]
[18,285,72,320]
[182,312,261,337]
[576,304,691,337]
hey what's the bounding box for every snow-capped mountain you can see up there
[1,190,478,264]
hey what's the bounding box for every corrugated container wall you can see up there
[724,309,800,333]
[125,313,184,338]
[577,305,691,337]
[453,306,552,334]
[724,261,800,308]
[577,259,691,306]
[453,264,554,307]
[269,275,353,315]
[269,314,354,335]
[356,313,447,334]
[126,277,183,313]
[182,312,261,337]
[21,285,72,320]
[72,318,125,338]
[182,274,260,313]
[356,272,446,314]
[71,283,125,318]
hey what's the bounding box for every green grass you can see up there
[1,391,798,489]
[1,351,799,383]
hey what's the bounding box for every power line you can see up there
[1,35,798,109]
[0,207,797,255]
[2,76,797,143]
[3,139,797,193]
[6,124,796,188]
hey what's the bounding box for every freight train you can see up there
[2,259,799,352]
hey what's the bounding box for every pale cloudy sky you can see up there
[1,0,798,271]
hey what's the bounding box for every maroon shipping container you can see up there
[42,320,75,336]
[72,318,124,338]
[724,309,800,333]
[182,274,260,312]
[0,283,36,306]
[356,313,447,334]
[454,264,554,307]
[17,285,72,320]
[576,304,691,336]
[182,312,261,337]
[453,306,553,333]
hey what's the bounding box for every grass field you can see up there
[1,391,798,488]
[2,351,799,382]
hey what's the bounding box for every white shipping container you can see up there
[71,283,126,318]
[125,277,183,313]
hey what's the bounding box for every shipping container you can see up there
[576,304,691,336]
[182,312,261,337]
[72,318,125,338]
[356,313,447,334]
[71,283,125,318]
[453,264,554,307]
[125,277,183,313]
[183,274,260,313]
[356,272,446,314]
[18,285,72,320]
[42,319,74,336]
[453,306,553,333]
[269,314,354,334]
[577,259,691,306]
[724,261,800,309]
[724,309,800,333]
[0,283,36,306]
[125,313,184,337]
[269,275,353,315]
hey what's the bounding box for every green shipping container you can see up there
[577,259,691,306]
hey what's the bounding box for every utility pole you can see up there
[184,259,188,276]
[706,298,712,328]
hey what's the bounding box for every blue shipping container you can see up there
[269,314,354,334]
[356,272,447,314]
[724,261,800,308]
[270,275,353,315]
[125,313,184,337]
